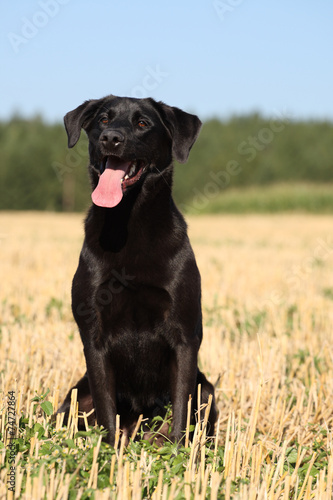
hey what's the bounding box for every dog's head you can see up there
[64,95,201,208]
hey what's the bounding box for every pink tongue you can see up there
[92,157,130,208]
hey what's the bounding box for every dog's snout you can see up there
[100,129,125,146]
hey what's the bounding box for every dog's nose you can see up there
[100,130,125,146]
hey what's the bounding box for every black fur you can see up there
[57,95,217,445]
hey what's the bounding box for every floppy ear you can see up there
[64,99,100,148]
[157,103,202,163]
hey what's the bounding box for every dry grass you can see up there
[1,211,333,498]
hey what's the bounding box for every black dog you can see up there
[57,94,217,445]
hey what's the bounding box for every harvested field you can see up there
[1,212,333,498]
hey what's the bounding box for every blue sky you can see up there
[2,0,333,122]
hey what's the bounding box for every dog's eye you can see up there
[138,120,148,128]
[100,117,109,124]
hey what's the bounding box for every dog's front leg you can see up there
[170,343,198,443]
[83,344,117,446]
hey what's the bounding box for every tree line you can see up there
[1,114,332,211]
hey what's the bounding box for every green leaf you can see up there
[33,422,45,439]
[30,395,42,402]
[287,449,298,464]
[151,415,164,422]
[39,443,53,455]
[41,401,53,416]
[63,439,75,449]
[157,446,173,455]
[74,430,94,438]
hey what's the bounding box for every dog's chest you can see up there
[101,282,174,399]
[97,278,172,333]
